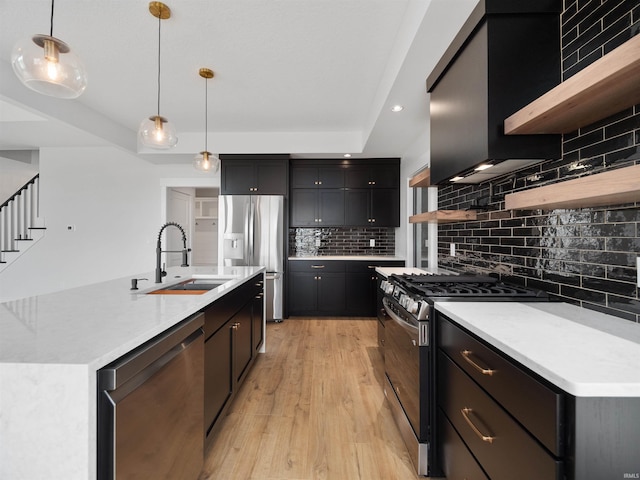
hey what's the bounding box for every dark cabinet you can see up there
[344,188,399,227]
[252,280,264,352]
[291,165,345,188]
[203,273,264,445]
[220,154,288,195]
[437,315,564,480]
[288,261,346,316]
[289,260,403,317]
[345,163,399,189]
[290,189,344,226]
[232,302,253,384]
[290,158,399,227]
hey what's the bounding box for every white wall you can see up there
[397,130,430,266]
[0,146,162,302]
[0,154,39,204]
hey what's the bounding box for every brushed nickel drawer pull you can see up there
[461,408,495,444]
[311,265,325,269]
[461,350,495,376]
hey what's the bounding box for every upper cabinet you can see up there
[504,34,640,135]
[426,0,562,185]
[220,154,289,195]
[290,165,345,189]
[289,158,400,227]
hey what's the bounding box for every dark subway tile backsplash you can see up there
[289,227,395,257]
[436,0,640,322]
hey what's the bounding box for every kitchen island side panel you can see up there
[0,363,94,480]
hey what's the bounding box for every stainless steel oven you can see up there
[383,295,433,476]
[380,274,548,477]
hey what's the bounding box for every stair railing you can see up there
[0,174,41,258]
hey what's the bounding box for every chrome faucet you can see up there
[155,222,190,283]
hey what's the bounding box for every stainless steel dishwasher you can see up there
[98,312,204,480]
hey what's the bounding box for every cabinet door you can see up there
[318,166,345,188]
[222,162,255,194]
[290,189,317,226]
[232,303,253,384]
[252,288,264,352]
[288,272,318,315]
[369,164,399,188]
[345,166,370,188]
[370,188,399,226]
[204,322,232,435]
[256,162,287,194]
[291,167,319,188]
[317,272,346,314]
[345,271,375,316]
[318,189,345,226]
[344,189,369,226]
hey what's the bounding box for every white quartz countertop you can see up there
[288,255,405,261]
[0,265,265,370]
[435,301,640,397]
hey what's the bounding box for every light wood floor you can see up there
[199,318,421,480]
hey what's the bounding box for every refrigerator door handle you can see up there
[249,198,255,265]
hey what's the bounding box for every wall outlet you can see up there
[450,243,456,256]
[370,239,375,247]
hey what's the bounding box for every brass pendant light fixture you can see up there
[138,1,178,149]
[193,68,220,172]
[11,0,88,99]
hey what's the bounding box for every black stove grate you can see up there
[388,274,545,298]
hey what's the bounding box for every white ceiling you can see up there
[0,0,478,165]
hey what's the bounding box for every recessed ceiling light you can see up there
[450,176,465,182]
[474,164,493,171]
[343,153,352,158]
[391,105,404,112]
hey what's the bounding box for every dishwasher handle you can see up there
[99,312,204,391]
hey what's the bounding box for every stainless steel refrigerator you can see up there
[218,195,284,321]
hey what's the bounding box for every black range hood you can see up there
[426,0,562,185]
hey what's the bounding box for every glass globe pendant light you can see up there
[193,68,220,172]
[11,0,87,99]
[138,2,178,149]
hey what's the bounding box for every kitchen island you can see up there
[0,265,265,480]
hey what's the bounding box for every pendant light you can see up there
[193,68,220,172]
[138,2,178,149]
[11,0,87,99]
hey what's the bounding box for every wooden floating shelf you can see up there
[409,168,430,188]
[504,34,640,135]
[409,210,477,224]
[505,164,640,210]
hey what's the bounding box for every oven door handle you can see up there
[382,297,418,335]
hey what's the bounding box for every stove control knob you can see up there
[407,300,419,314]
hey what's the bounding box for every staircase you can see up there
[0,174,46,273]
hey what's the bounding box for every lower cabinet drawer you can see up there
[439,410,489,480]
[439,316,563,456]
[439,350,563,480]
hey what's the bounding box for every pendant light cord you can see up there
[204,75,208,152]
[49,0,55,37]
[156,6,162,117]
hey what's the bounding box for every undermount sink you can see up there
[147,279,228,295]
